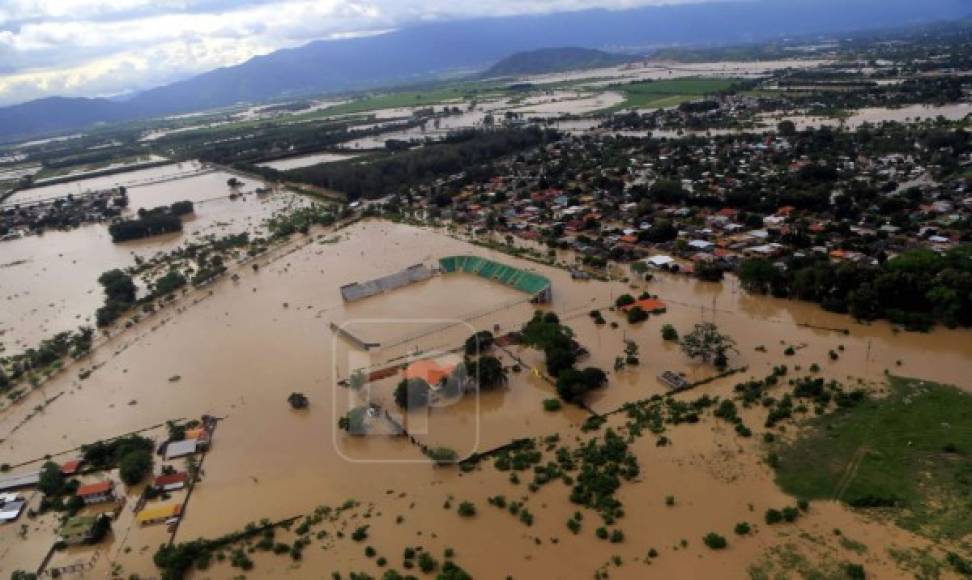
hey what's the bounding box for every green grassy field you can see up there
[319,83,507,117]
[774,376,972,540]
[609,77,740,111]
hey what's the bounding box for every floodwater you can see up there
[256,152,359,171]
[0,166,303,351]
[526,59,831,88]
[761,102,972,131]
[0,221,968,578]
[509,91,624,115]
[5,161,205,204]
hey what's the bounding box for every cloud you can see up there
[0,0,703,105]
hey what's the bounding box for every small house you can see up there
[76,481,115,505]
[165,439,199,460]
[153,472,188,492]
[136,503,182,526]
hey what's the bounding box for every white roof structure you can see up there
[164,439,199,460]
[0,471,39,492]
[645,255,675,268]
[688,240,714,251]
[0,500,25,522]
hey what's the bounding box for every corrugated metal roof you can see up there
[0,471,39,491]
[136,503,182,523]
[164,438,198,459]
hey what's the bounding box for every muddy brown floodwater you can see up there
[1,166,306,350]
[0,220,969,578]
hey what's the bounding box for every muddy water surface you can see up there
[0,221,968,578]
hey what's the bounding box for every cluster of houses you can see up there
[0,187,127,239]
[376,126,970,278]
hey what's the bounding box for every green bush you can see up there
[702,532,728,550]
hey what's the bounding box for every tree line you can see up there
[739,245,972,330]
[286,128,559,201]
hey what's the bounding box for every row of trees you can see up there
[739,246,972,330]
[289,128,558,201]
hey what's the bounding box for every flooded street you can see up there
[0,220,969,578]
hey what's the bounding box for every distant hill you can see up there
[1,0,970,141]
[483,47,637,77]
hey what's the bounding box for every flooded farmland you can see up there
[0,164,306,350]
[1,220,968,578]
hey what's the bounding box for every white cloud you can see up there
[0,0,702,105]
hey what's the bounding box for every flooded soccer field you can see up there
[0,220,970,578]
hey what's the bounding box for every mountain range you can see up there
[482,48,637,78]
[0,0,970,141]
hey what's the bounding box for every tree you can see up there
[615,294,636,308]
[38,461,65,496]
[680,322,737,364]
[338,407,369,435]
[624,340,640,366]
[394,378,431,409]
[464,330,494,356]
[154,270,186,296]
[287,392,309,409]
[738,259,781,294]
[661,324,678,341]
[556,367,607,403]
[626,306,648,324]
[777,120,797,137]
[98,269,136,304]
[702,532,728,550]
[466,355,507,390]
[119,449,153,485]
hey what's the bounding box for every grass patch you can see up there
[774,376,972,540]
[608,77,739,111]
[319,84,505,117]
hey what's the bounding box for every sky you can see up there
[0,0,707,106]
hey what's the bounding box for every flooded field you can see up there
[5,161,206,204]
[256,152,359,171]
[509,91,625,115]
[0,220,968,578]
[761,102,972,131]
[527,59,829,88]
[0,166,304,350]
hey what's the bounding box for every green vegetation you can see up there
[457,501,476,517]
[775,377,972,539]
[82,435,154,472]
[702,532,728,550]
[108,202,192,242]
[119,447,153,485]
[740,246,972,331]
[609,78,739,111]
[96,269,137,327]
[288,128,557,201]
[287,392,309,409]
[679,322,737,367]
[394,378,430,409]
[661,324,678,341]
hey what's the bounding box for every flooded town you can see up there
[0,2,971,579]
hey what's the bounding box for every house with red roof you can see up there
[76,481,115,505]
